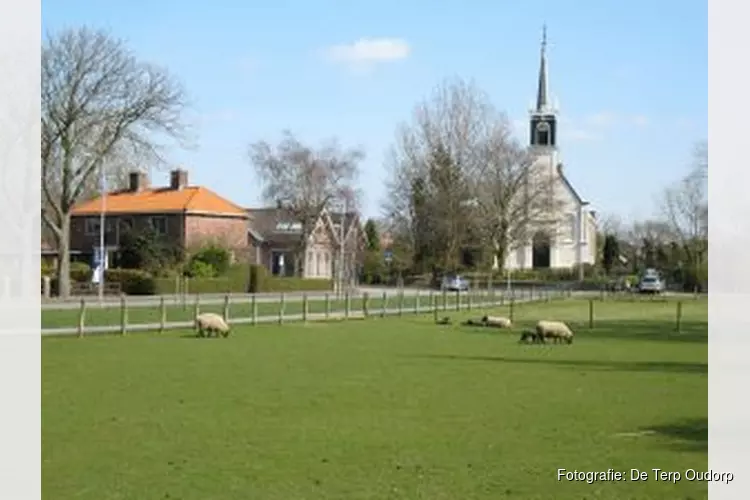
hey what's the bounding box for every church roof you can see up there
[557,163,586,205]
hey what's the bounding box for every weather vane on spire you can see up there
[542,23,547,51]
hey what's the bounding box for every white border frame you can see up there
[0,0,41,499]
[710,0,749,498]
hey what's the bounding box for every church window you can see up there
[535,121,550,146]
[569,214,577,241]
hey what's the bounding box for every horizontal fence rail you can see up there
[41,286,705,337]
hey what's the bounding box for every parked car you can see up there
[441,274,469,292]
[638,275,665,294]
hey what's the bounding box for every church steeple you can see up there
[536,24,549,113]
[529,24,557,148]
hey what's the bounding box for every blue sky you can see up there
[42,0,706,223]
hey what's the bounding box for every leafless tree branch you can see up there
[248,130,363,276]
[41,26,190,297]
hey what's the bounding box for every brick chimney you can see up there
[170,169,188,190]
[128,171,149,192]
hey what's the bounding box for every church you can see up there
[493,27,598,272]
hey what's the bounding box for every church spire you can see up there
[529,24,556,148]
[536,24,549,113]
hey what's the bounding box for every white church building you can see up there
[494,28,598,272]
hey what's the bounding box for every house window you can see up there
[84,218,100,236]
[149,216,167,235]
[316,252,321,277]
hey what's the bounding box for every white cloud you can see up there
[321,37,410,72]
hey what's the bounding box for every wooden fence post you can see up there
[302,293,309,322]
[432,292,438,323]
[120,295,128,336]
[193,294,200,321]
[589,299,594,329]
[77,298,86,338]
[363,292,369,318]
[251,294,257,326]
[398,291,404,316]
[279,293,285,324]
[325,292,331,319]
[345,291,351,320]
[509,297,515,322]
[159,296,166,334]
[675,301,683,333]
[455,290,460,312]
[223,294,230,322]
[415,289,420,314]
[381,291,387,318]
[442,289,447,311]
[467,288,473,311]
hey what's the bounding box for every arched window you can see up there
[535,122,550,146]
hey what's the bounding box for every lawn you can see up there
[42,298,707,499]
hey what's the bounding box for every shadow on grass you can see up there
[640,418,708,452]
[580,319,707,344]
[407,354,707,375]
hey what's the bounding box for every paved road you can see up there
[42,285,573,311]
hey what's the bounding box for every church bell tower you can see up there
[529,25,557,149]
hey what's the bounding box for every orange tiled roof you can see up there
[71,186,247,216]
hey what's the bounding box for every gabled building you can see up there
[246,206,366,281]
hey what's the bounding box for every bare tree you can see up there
[248,130,363,277]
[42,26,190,297]
[660,141,708,277]
[596,212,624,239]
[471,116,564,273]
[382,77,492,274]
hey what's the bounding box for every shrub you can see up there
[248,264,267,293]
[70,261,92,282]
[189,244,231,276]
[105,269,156,295]
[185,259,216,278]
[41,261,54,278]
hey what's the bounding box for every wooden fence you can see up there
[43,286,572,337]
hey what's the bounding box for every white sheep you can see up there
[195,312,231,338]
[482,315,513,329]
[535,320,574,344]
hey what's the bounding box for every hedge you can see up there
[154,264,333,294]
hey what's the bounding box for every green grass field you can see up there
[42,298,707,499]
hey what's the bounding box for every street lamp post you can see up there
[98,161,107,303]
[338,197,347,297]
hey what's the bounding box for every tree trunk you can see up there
[55,215,72,298]
[494,245,507,275]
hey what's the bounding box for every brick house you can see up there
[246,206,367,282]
[69,169,250,266]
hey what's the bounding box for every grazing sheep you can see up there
[195,312,231,338]
[535,320,574,344]
[481,315,513,329]
[518,330,542,344]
